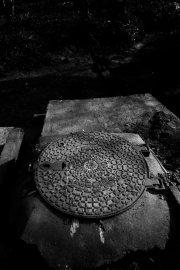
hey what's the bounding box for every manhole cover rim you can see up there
[34,132,149,218]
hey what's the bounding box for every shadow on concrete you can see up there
[7,190,180,270]
[7,239,53,270]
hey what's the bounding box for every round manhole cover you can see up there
[34,132,148,218]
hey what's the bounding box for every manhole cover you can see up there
[34,132,148,218]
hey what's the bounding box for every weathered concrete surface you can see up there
[0,127,13,146]
[42,93,180,136]
[13,93,180,269]
[18,190,169,270]
[0,128,24,187]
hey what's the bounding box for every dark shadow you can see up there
[7,239,53,270]
[160,190,180,270]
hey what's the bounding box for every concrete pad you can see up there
[13,94,180,269]
[42,93,180,136]
[0,128,24,187]
[0,127,13,146]
[18,190,169,270]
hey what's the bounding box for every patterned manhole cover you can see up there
[34,132,148,218]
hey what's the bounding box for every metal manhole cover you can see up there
[34,132,148,218]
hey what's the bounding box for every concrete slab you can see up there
[19,190,169,270]
[42,93,180,136]
[0,127,13,146]
[12,94,180,269]
[0,128,24,187]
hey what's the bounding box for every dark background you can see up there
[1,1,180,269]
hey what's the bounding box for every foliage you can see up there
[0,0,180,73]
[133,0,180,31]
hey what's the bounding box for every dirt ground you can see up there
[1,1,180,269]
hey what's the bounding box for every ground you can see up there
[1,0,180,269]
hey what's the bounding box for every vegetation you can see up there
[0,0,180,74]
